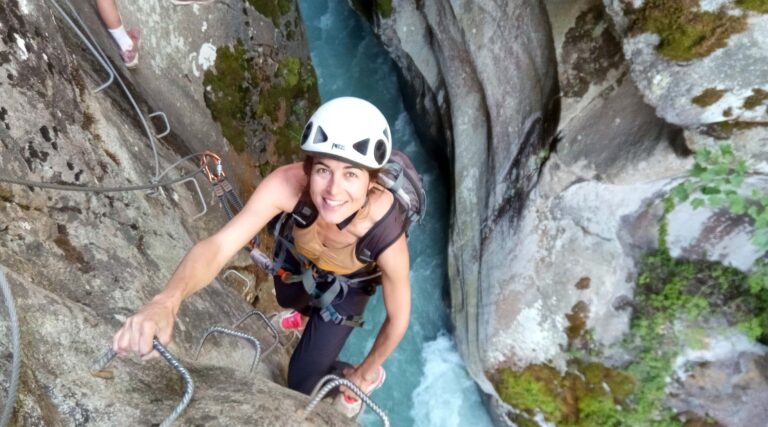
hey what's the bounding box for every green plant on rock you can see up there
[248,0,293,26]
[670,143,768,250]
[257,57,320,159]
[203,41,253,152]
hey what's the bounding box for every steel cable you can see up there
[46,0,162,180]
[0,169,202,193]
[0,272,21,427]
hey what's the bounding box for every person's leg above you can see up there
[96,0,139,68]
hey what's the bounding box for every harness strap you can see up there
[267,214,375,328]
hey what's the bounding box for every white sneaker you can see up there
[333,366,386,418]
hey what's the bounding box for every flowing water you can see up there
[298,1,494,426]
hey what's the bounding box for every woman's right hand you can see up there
[112,298,177,360]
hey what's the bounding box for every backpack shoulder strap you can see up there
[290,194,318,228]
[356,200,408,264]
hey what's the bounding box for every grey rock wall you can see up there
[603,0,768,128]
[359,0,768,425]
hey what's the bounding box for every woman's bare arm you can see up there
[343,234,411,393]
[112,163,305,358]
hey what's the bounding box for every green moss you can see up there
[203,41,253,152]
[492,362,635,426]
[257,57,320,159]
[737,0,768,12]
[377,0,393,18]
[743,88,768,110]
[248,0,292,26]
[566,301,589,343]
[493,196,768,425]
[629,0,747,61]
[494,365,562,422]
[692,88,726,107]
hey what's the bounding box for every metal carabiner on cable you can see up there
[200,151,224,184]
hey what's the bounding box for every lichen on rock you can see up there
[692,87,727,107]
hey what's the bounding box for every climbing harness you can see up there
[268,212,379,328]
[194,327,262,373]
[0,272,21,427]
[301,375,389,427]
[91,340,193,427]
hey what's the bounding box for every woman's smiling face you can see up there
[308,157,372,224]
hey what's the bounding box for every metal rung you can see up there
[171,177,207,219]
[223,269,252,295]
[90,340,194,427]
[232,310,280,357]
[148,112,171,138]
[194,326,261,373]
[301,375,389,427]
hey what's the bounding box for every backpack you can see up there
[376,150,427,230]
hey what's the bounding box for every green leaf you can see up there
[712,164,729,177]
[695,149,712,164]
[691,163,707,177]
[736,160,748,175]
[748,206,760,219]
[709,195,726,208]
[753,230,768,251]
[756,210,768,228]
[748,272,767,294]
[671,185,689,202]
[728,175,744,187]
[719,143,734,157]
[701,186,721,195]
[691,198,706,209]
[728,194,747,215]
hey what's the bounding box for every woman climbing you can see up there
[112,97,411,416]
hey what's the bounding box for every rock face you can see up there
[603,0,768,129]
[0,0,349,425]
[358,0,768,425]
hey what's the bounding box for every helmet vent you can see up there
[352,138,370,156]
[314,126,328,144]
[374,139,387,165]
[301,121,313,145]
[383,127,390,143]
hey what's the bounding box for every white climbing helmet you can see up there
[300,97,392,169]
